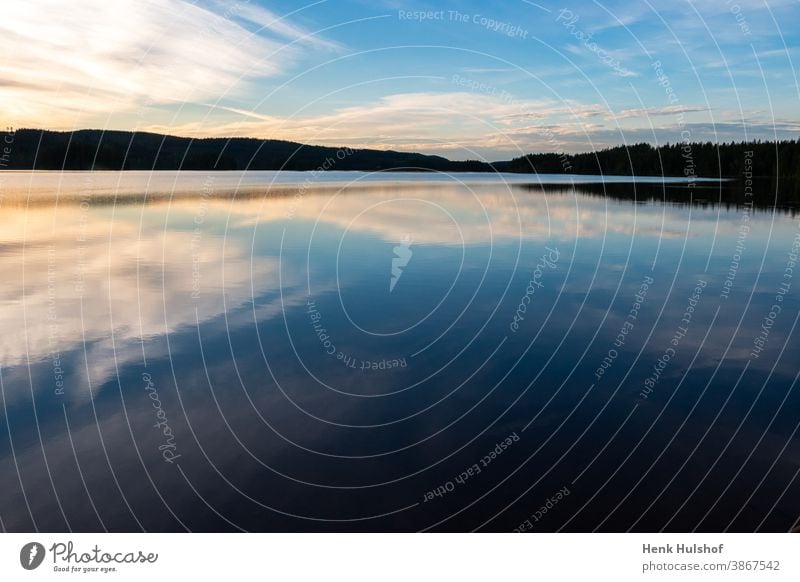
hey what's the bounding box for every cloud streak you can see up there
[0,0,337,128]
[149,91,773,159]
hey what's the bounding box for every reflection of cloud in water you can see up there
[183,184,698,244]
[2,176,800,532]
[0,205,287,398]
[3,181,796,394]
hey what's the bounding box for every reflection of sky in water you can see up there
[1,176,799,532]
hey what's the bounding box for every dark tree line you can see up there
[504,140,800,178]
[523,180,800,212]
[0,129,491,172]
[2,130,799,179]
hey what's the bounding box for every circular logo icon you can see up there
[20,542,46,570]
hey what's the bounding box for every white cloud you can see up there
[616,105,710,119]
[144,91,619,157]
[216,1,340,50]
[0,0,338,128]
[138,86,791,159]
[0,200,289,402]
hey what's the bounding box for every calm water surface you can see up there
[0,172,798,532]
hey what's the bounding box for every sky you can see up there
[1,0,798,160]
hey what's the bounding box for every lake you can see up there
[0,171,798,532]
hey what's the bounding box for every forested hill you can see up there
[504,141,800,179]
[0,129,493,172]
[2,129,798,178]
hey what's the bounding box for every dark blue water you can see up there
[1,173,798,532]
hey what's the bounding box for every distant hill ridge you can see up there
[1,129,798,178]
[0,129,493,172]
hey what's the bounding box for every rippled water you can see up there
[0,172,798,532]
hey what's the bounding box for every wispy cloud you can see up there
[1,0,795,159]
[214,1,342,50]
[142,89,786,160]
[616,105,710,119]
[148,91,591,148]
[0,0,338,128]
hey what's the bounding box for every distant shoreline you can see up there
[1,172,795,214]
[1,129,798,180]
[0,168,726,180]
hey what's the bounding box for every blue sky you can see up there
[1,0,798,160]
